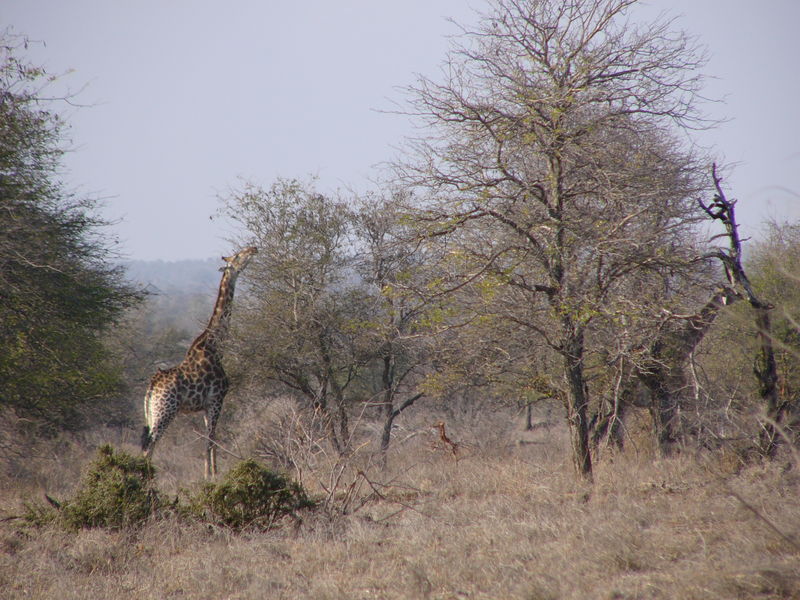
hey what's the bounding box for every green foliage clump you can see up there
[0,35,142,431]
[183,459,313,531]
[21,500,59,528]
[21,450,312,534]
[58,445,163,530]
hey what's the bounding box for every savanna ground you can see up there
[1,400,798,600]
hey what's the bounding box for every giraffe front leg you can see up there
[203,402,223,479]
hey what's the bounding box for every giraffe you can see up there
[593,286,741,455]
[637,285,741,455]
[141,246,257,478]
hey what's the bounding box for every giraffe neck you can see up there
[681,289,735,357]
[207,267,238,334]
[188,267,239,355]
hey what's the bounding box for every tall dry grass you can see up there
[1,403,798,599]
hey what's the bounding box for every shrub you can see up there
[58,444,163,530]
[21,501,59,528]
[183,459,313,530]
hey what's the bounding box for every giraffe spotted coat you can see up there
[141,246,256,478]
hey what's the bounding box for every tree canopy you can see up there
[0,35,141,429]
[394,0,715,478]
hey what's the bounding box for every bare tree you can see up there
[222,181,438,459]
[395,0,713,479]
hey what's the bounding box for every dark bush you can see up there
[58,444,163,530]
[183,459,313,530]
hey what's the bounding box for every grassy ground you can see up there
[1,412,798,600]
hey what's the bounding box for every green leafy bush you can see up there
[58,445,163,530]
[21,450,312,533]
[183,459,313,530]
[21,500,59,528]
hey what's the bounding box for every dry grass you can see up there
[1,410,798,600]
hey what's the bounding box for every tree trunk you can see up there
[380,414,395,456]
[317,391,345,456]
[379,392,424,467]
[379,366,396,458]
[379,350,397,462]
[381,354,395,417]
[316,331,351,455]
[562,328,593,481]
[607,402,626,450]
[591,392,626,452]
[645,377,680,457]
[702,167,785,458]
[329,374,350,455]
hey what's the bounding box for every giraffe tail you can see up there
[141,425,152,452]
[141,383,154,452]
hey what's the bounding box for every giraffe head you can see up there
[221,246,258,274]
[201,246,258,337]
[715,284,742,306]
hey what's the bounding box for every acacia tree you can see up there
[396,0,712,479]
[223,181,437,458]
[747,221,800,446]
[222,179,365,454]
[352,193,430,458]
[0,35,141,430]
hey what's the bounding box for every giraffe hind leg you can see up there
[144,400,178,461]
[142,382,163,455]
[142,386,154,452]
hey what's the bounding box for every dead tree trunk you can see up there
[700,165,785,457]
[753,309,782,455]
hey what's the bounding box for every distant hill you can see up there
[123,258,220,295]
[122,259,222,334]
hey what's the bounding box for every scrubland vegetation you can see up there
[2,1,800,598]
[1,405,798,599]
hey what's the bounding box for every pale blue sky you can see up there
[4,1,799,260]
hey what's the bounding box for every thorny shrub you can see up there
[21,447,312,533]
[180,459,314,531]
[24,444,164,530]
